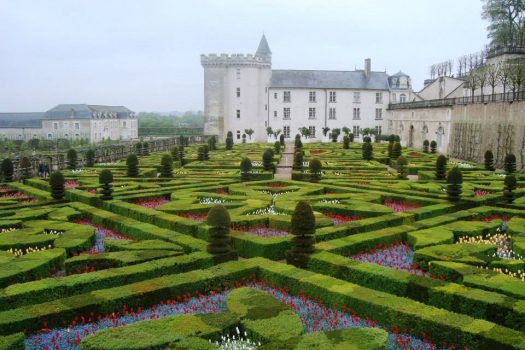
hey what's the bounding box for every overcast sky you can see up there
[0,0,488,113]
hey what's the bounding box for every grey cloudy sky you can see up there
[0,0,487,113]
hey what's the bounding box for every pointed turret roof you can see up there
[255,34,271,57]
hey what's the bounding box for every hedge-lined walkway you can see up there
[274,143,294,180]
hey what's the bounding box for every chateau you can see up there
[202,35,414,142]
[0,104,138,143]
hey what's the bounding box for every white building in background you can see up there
[202,35,413,142]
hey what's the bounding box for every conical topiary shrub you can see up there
[294,134,303,149]
[391,142,401,160]
[309,158,322,182]
[142,142,150,155]
[1,158,13,182]
[67,149,78,170]
[126,154,139,177]
[504,174,517,203]
[343,136,350,149]
[435,155,447,180]
[362,142,373,161]
[279,134,285,146]
[85,149,95,167]
[504,153,516,174]
[286,201,316,268]
[49,171,65,200]
[263,149,274,172]
[274,141,281,155]
[293,151,303,170]
[171,146,179,161]
[446,167,463,202]
[206,204,238,263]
[99,169,113,200]
[240,157,252,181]
[397,156,408,180]
[484,150,495,171]
[225,132,234,150]
[349,133,354,142]
[387,142,393,159]
[20,156,32,180]
[423,140,429,153]
[430,140,437,153]
[160,154,173,178]
[202,144,209,160]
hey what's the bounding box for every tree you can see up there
[423,140,430,153]
[99,169,114,200]
[142,142,150,155]
[486,63,501,96]
[293,151,303,170]
[273,129,282,139]
[225,133,234,150]
[67,149,78,170]
[286,201,316,268]
[179,145,186,167]
[274,141,281,154]
[240,157,252,181]
[202,144,209,160]
[482,0,525,48]
[299,127,310,139]
[85,149,95,167]
[198,146,205,161]
[342,126,350,136]
[309,158,322,182]
[263,149,274,172]
[279,134,285,146]
[504,153,517,173]
[322,127,330,137]
[391,142,402,160]
[349,133,354,142]
[244,128,254,140]
[475,66,488,100]
[397,156,408,180]
[1,158,13,182]
[430,140,437,153]
[160,154,173,178]
[464,70,479,101]
[126,154,139,177]
[387,142,393,159]
[343,136,350,149]
[265,127,273,137]
[208,136,217,150]
[435,155,447,180]
[294,134,303,149]
[331,128,341,142]
[49,171,65,200]
[362,142,373,161]
[206,204,238,263]
[135,142,142,155]
[484,150,495,171]
[508,59,525,99]
[242,134,247,144]
[504,174,517,203]
[171,146,179,161]
[446,167,463,202]
[20,157,32,180]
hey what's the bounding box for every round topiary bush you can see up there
[484,150,495,171]
[294,134,303,149]
[343,136,350,149]
[85,149,95,167]
[49,171,65,200]
[126,154,139,177]
[262,149,274,172]
[446,167,463,202]
[504,153,516,174]
[67,149,78,170]
[1,158,13,182]
[20,156,32,180]
[160,154,173,178]
[309,158,322,182]
[99,169,114,200]
[293,151,303,170]
[206,204,238,263]
[362,142,373,161]
[435,155,447,180]
[423,140,430,153]
[286,201,316,268]
[430,140,437,153]
[391,142,402,160]
[240,157,252,181]
[397,156,408,180]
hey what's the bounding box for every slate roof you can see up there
[255,34,272,57]
[43,104,133,119]
[390,71,409,77]
[0,113,44,128]
[270,70,390,90]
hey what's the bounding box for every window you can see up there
[274,92,278,99]
[283,91,291,102]
[353,125,360,137]
[353,92,361,103]
[353,108,360,120]
[75,122,80,130]
[274,111,278,117]
[283,108,291,120]
[392,93,397,103]
[283,126,291,138]
[309,126,316,138]
[400,94,407,103]
[123,121,127,128]
[236,131,241,140]
[329,91,336,103]
[53,122,58,130]
[308,107,316,120]
[63,121,69,128]
[48,133,53,139]
[236,88,240,97]
[329,107,336,120]
[309,91,316,103]
[375,126,382,135]
[376,92,383,103]
[375,108,383,120]
[236,68,241,79]
[236,110,241,119]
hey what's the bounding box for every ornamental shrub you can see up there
[142,142,150,155]
[171,146,179,161]
[294,134,303,149]
[262,149,274,172]
[484,150,495,171]
[242,134,246,144]
[286,201,316,268]
[389,134,396,143]
[446,167,463,202]
[126,154,139,177]
[504,153,516,174]
[206,204,238,263]
[225,136,234,150]
[67,149,78,170]
[179,145,186,166]
[397,156,408,180]
[99,169,113,200]
[279,134,285,146]
[160,154,173,178]
[208,136,217,150]
[331,128,341,142]
[430,140,437,153]
[309,158,322,182]
[293,151,303,170]
[349,133,354,142]
[227,131,233,139]
[1,158,13,182]
[387,142,393,159]
[135,142,142,154]
[85,149,95,167]
[435,155,447,180]
[20,156,32,180]
[423,140,430,153]
[197,146,205,161]
[240,157,252,181]
[49,171,65,200]
[274,141,281,154]
[362,142,373,161]
[391,142,401,160]
[203,144,209,160]
[363,136,372,143]
[504,174,517,203]
[343,136,350,149]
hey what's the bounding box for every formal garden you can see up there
[0,134,524,350]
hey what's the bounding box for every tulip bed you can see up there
[0,141,525,349]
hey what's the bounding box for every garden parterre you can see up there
[0,139,525,349]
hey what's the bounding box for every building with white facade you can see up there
[0,104,138,143]
[202,36,413,142]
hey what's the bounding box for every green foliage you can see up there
[389,134,396,143]
[279,134,285,146]
[262,149,274,172]
[160,154,173,178]
[331,128,341,142]
[362,142,373,161]
[504,174,517,203]
[66,149,78,170]
[349,133,354,142]
[484,150,495,171]
[126,154,139,177]
[343,136,350,149]
[135,142,142,155]
[396,156,408,180]
[244,128,254,139]
[207,136,217,150]
[293,151,303,170]
[387,142,393,159]
[19,157,32,180]
[171,146,179,160]
[430,140,437,153]
[225,133,234,150]
[179,144,186,166]
[294,134,303,149]
[309,158,322,182]
[287,201,316,268]
[435,155,447,180]
[98,169,114,200]
[342,126,350,135]
[423,139,430,153]
[49,171,65,200]
[240,157,252,181]
[504,153,516,173]
[322,127,330,137]
[274,141,281,154]
[391,142,401,159]
[446,167,463,202]
[85,149,95,167]
[206,204,237,262]
[142,142,150,155]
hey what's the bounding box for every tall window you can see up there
[274,111,278,117]
[309,126,316,138]
[375,108,383,120]
[283,108,291,120]
[75,122,80,130]
[308,107,316,119]
[353,108,360,120]
[236,110,241,119]
[400,94,407,103]
[53,122,58,130]
[376,92,383,103]
[274,92,278,99]
[236,68,241,79]
[353,92,361,103]
[392,93,397,103]
[283,126,291,138]
[375,125,382,135]
[328,107,336,120]
[236,88,240,97]
[309,91,316,102]
[329,91,336,103]
[236,130,241,140]
[353,125,360,137]
[283,91,291,102]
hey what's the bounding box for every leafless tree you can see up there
[485,63,501,97]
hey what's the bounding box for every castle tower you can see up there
[201,35,272,142]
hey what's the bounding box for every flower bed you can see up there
[232,226,289,238]
[383,199,420,213]
[322,212,362,225]
[74,220,132,254]
[64,181,80,189]
[179,212,207,222]
[474,189,491,197]
[472,213,510,223]
[132,197,169,209]
[267,183,288,188]
[0,192,28,199]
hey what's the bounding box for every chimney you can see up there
[364,58,371,79]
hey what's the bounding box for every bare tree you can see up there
[500,62,512,99]
[464,70,479,101]
[486,63,501,97]
[508,59,525,100]
[476,66,488,101]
